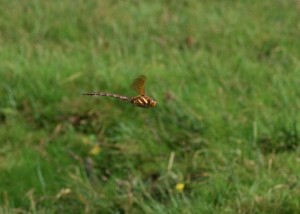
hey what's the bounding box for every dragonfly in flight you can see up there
[82,75,156,108]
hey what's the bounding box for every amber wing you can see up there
[131,75,146,95]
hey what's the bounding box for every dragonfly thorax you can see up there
[131,95,156,108]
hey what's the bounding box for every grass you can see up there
[0,0,300,213]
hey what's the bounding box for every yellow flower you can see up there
[89,145,101,156]
[175,183,185,193]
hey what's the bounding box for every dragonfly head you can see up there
[149,99,157,107]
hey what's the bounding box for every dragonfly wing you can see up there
[131,75,146,95]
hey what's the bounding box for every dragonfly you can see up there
[82,75,157,108]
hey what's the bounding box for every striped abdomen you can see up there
[82,92,131,102]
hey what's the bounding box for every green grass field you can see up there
[1,0,300,213]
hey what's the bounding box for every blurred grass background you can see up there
[0,0,300,213]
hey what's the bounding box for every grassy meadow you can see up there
[0,0,300,213]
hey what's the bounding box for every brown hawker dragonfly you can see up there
[82,75,156,108]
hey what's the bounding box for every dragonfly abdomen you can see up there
[82,92,131,102]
